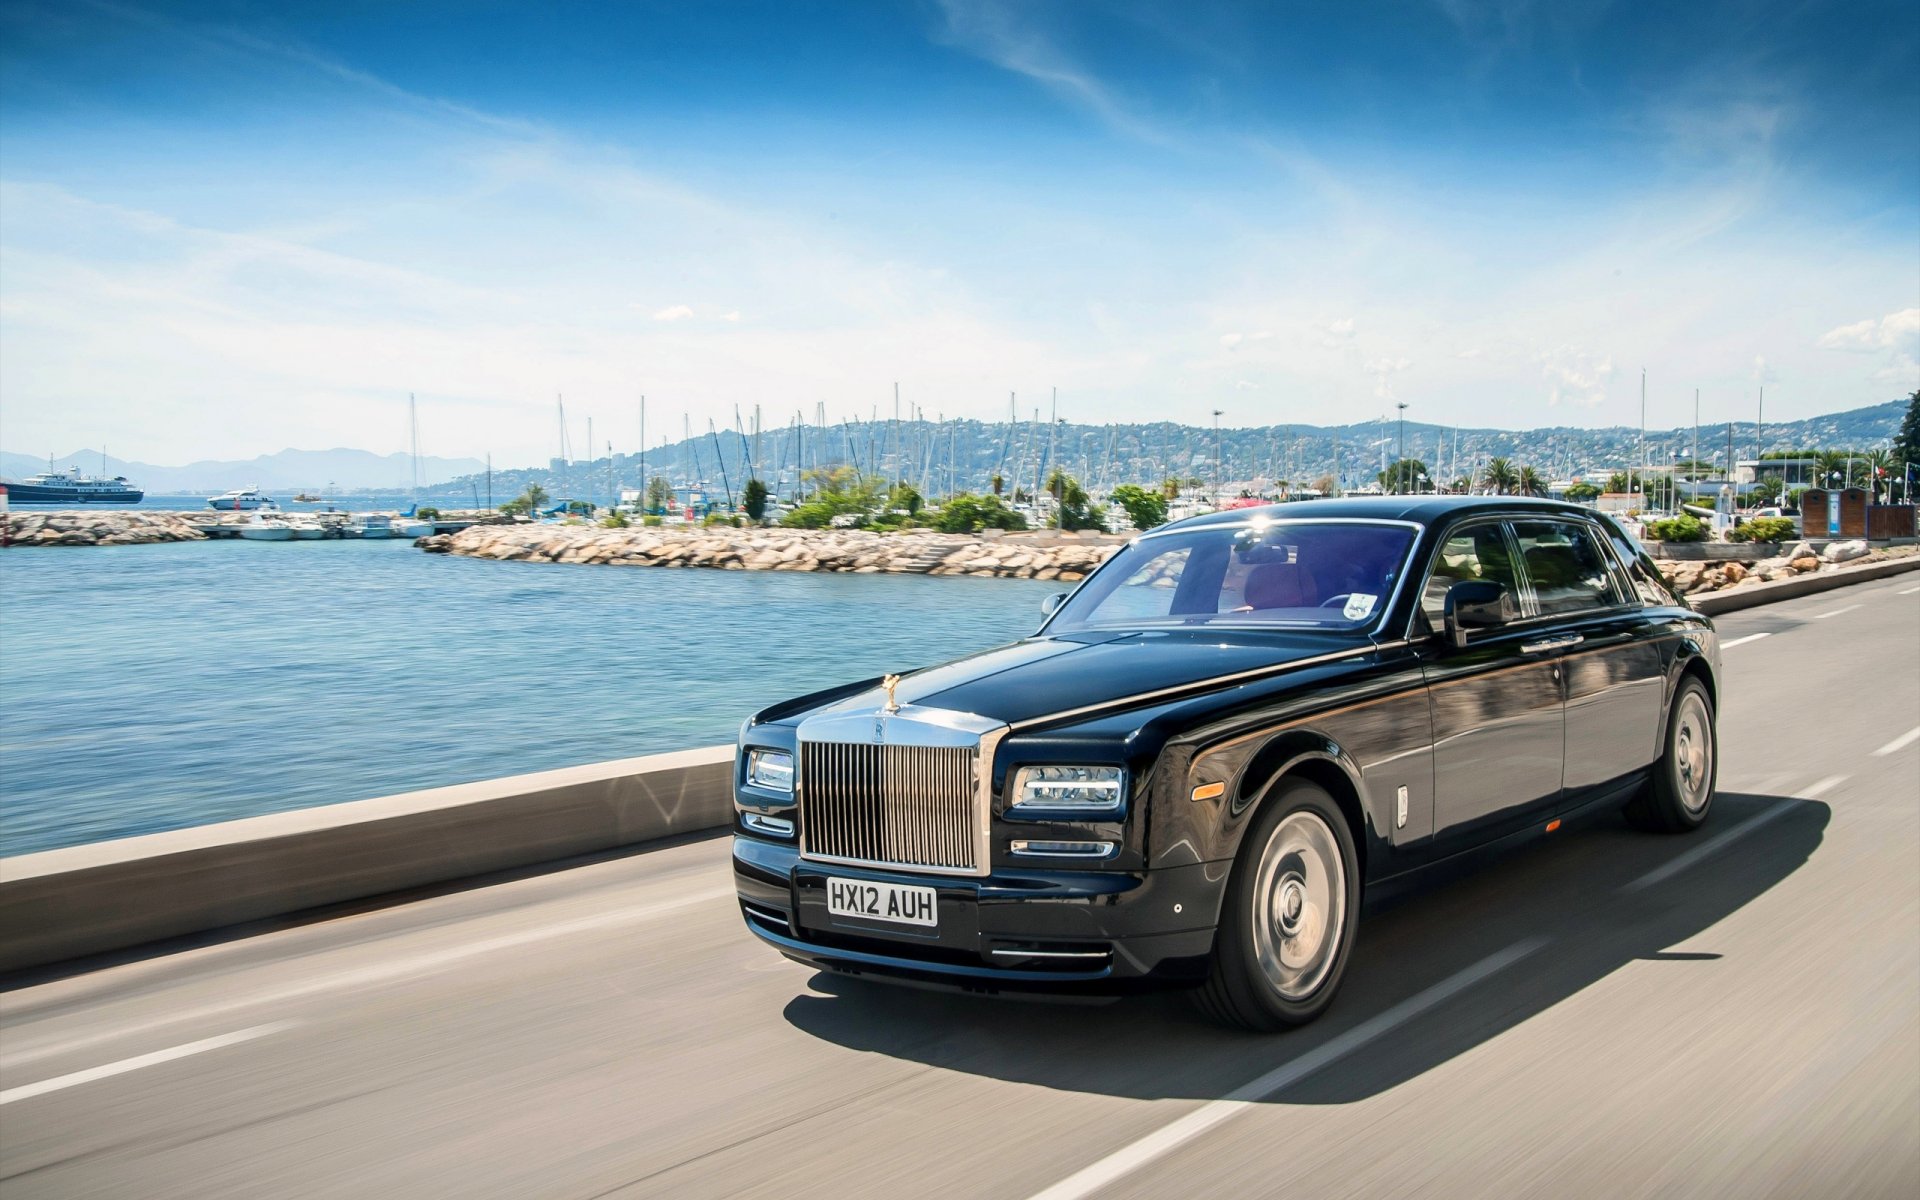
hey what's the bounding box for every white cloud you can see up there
[721,310,742,322]
[929,0,1171,145]
[651,304,695,322]
[1234,379,1258,390]
[1219,332,1244,350]
[1365,355,1412,400]
[1539,348,1614,409]
[1818,308,1920,353]
[1456,347,1482,359]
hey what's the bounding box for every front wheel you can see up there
[1195,780,1359,1031]
[1625,677,1716,833]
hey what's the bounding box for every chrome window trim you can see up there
[1404,511,1643,643]
[1037,517,1425,643]
[1508,513,1637,622]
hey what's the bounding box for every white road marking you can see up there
[1720,632,1771,648]
[1803,774,1848,798]
[1872,727,1920,757]
[1899,586,1920,595]
[1812,604,1860,619]
[0,1023,294,1105]
[1023,938,1548,1200]
[1622,799,1806,893]
[0,884,734,1070]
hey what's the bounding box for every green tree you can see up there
[1160,477,1181,500]
[1749,475,1784,505]
[1376,458,1429,494]
[932,493,1027,533]
[1480,457,1519,495]
[886,481,923,516]
[742,478,770,521]
[1044,469,1107,531]
[645,475,673,514]
[1564,481,1602,503]
[1111,483,1169,530]
[1517,465,1546,497]
[990,473,1005,497]
[780,467,884,529]
[524,483,550,509]
[1893,390,1920,493]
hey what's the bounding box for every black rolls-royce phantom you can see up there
[733,496,1719,1030]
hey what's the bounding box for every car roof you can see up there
[1163,494,1598,531]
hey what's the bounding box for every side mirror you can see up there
[1443,580,1517,649]
[1041,592,1068,617]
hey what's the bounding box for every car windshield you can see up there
[1049,519,1417,632]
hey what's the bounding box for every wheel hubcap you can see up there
[1674,692,1714,813]
[1251,811,1347,1001]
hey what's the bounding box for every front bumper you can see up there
[733,836,1223,994]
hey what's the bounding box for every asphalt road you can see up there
[4,573,1917,1199]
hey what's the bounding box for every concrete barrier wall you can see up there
[1690,554,1920,616]
[0,744,735,973]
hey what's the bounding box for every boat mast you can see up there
[409,393,421,501]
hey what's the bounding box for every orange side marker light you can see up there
[1545,819,1562,833]
[1191,782,1226,802]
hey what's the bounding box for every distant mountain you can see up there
[446,397,1911,502]
[0,448,489,493]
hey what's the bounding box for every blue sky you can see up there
[1,0,1915,464]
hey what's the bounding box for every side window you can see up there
[1599,517,1681,607]
[1419,523,1524,629]
[1511,520,1623,616]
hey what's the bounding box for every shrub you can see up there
[414,506,442,520]
[601,510,630,528]
[932,493,1027,533]
[1111,484,1169,531]
[1645,514,1709,543]
[1729,515,1796,543]
[742,478,769,521]
[642,514,664,527]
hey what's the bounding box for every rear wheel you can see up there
[1195,780,1359,1031]
[1625,677,1716,833]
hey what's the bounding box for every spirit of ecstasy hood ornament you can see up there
[880,673,902,714]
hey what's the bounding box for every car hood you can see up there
[803,629,1373,730]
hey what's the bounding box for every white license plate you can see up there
[825,877,937,927]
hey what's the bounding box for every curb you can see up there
[1688,555,1920,616]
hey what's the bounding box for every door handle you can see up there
[1520,634,1584,654]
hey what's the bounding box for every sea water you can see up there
[0,539,1057,855]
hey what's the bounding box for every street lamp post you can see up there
[1211,409,1224,507]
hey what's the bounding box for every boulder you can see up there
[1822,539,1868,563]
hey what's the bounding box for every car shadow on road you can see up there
[781,792,1828,1104]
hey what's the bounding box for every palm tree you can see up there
[1862,449,1896,497]
[1480,457,1519,495]
[1516,465,1546,497]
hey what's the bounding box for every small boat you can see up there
[237,514,295,541]
[392,518,436,538]
[287,520,327,540]
[208,488,278,511]
[293,492,325,503]
[348,515,394,539]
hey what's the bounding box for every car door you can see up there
[1510,517,1667,795]
[1414,518,1567,847]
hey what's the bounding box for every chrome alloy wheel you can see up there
[1673,690,1715,814]
[1250,811,1348,1001]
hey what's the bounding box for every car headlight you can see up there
[745,749,794,792]
[1010,765,1125,811]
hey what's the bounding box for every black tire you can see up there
[1624,677,1717,833]
[1195,780,1360,1032]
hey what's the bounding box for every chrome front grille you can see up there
[799,742,982,875]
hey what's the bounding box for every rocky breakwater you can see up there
[2,509,209,546]
[418,524,1126,581]
[1657,539,1914,596]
